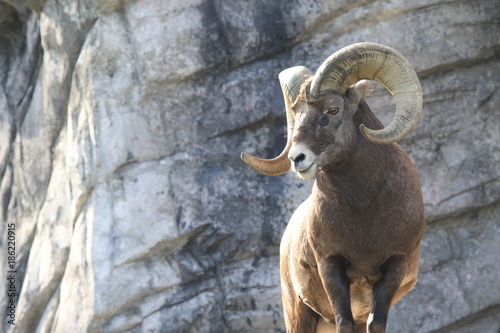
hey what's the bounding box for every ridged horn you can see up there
[310,42,422,144]
[241,66,313,176]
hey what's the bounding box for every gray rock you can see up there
[0,0,499,332]
[389,204,500,332]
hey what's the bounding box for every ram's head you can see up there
[241,42,422,179]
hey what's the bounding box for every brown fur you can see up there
[280,83,425,333]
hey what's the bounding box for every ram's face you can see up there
[240,43,422,178]
[288,91,358,179]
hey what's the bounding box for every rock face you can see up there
[0,0,499,332]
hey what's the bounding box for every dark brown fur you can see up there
[280,83,425,333]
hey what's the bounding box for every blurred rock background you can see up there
[0,0,499,332]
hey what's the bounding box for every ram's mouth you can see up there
[295,162,318,179]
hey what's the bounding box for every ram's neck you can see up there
[313,139,400,212]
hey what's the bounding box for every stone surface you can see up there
[0,0,499,332]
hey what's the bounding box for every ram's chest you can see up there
[312,201,413,260]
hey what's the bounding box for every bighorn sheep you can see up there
[241,43,425,333]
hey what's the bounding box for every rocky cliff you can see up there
[0,0,499,332]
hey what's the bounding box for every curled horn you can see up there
[241,66,313,176]
[310,42,422,144]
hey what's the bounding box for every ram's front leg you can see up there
[318,256,355,333]
[367,255,410,333]
[282,295,319,333]
[280,238,319,332]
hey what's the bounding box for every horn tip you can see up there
[240,152,251,164]
[240,151,291,176]
[359,124,392,145]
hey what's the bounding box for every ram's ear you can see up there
[346,80,371,108]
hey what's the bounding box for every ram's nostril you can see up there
[295,153,306,163]
[293,153,307,169]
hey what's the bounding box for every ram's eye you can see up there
[327,107,339,115]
